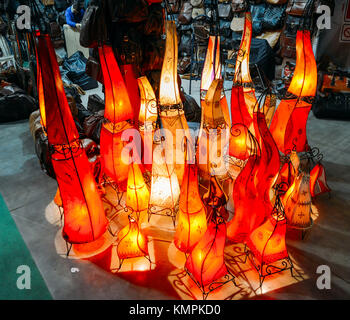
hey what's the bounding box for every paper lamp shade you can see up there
[229,123,251,160]
[99,45,134,190]
[270,30,317,154]
[174,164,207,253]
[246,214,289,266]
[36,34,107,244]
[117,215,148,260]
[185,218,228,287]
[310,163,331,197]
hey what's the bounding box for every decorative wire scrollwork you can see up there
[49,139,83,161]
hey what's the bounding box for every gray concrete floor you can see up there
[0,79,349,299]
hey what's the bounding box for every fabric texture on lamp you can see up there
[36,34,107,244]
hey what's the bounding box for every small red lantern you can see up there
[310,163,331,197]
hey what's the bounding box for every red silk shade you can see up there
[36,34,107,244]
[270,30,317,154]
[99,45,134,190]
[117,215,148,260]
[174,164,207,253]
[310,163,331,197]
[185,218,228,287]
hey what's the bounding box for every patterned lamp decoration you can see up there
[201,35,230,127]
[159,20,191,185]
[283,172,313,233]
[137,76,158,171]
[116,215,150,270]
[99,45,134,191]
[245,189,294,288]
[148,136,180,226]
[185,175,236,300]
[197,79,228,178]
[174,140,207,253]
[269,30,317,154]
[36,34,107,244]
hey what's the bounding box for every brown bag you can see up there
[166,0,182,14]
[86,56,103,84]
[178,1,193,25]
[286,0,311,16]
[280,32,296,58]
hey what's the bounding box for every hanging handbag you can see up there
[193,16,210,43]
[231,0,247,12]
[192,6,205,19]
[262,3,287,30]
[80,0,107,48]
[178,31,192,56]
[218,2,233,20]
[219,20,232,38]
[178,0,193,25]
[285,14,307,36]
[279,32,296,58]
[230,15,245,32]
[286,0,312,16]
[251,3,266,35]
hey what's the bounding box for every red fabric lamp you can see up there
[270,30,317,154]
[310,163,331,197]
[36,34,107,244]
[99,45,134,191]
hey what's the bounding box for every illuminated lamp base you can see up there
[147,204,178,228]
[244,244,294,289]
[184,266,237,300]
[54,221,117,259]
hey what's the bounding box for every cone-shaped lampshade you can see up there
[229,123,251,160]
[148,142,180,211]
[138,76,158,170]
[185,217,228,287]
[36,34,107,243]
[174,164,207,253]
[117,215,148,260]
[246,212,289,266]
[36,51,46,129]
[99,45,134,190]
[197,79,228,177]
[310,163,331,197]
[284,172,313,228]
[270,30,317,154]
[231,13,256,133]
[159,20,191,185]
[126,161,150,214]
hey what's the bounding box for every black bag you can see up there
[313,93,350,120]
[0,93,37,123]
[87,94,105,113]
[285,14,308,36]
[80,0,108,48]
[263,4,287,30]
[193,16,210,43]
[76,103,93,124]
[183,92,201,122]
[55,0,69,12]
[251,3,266,35]
[179,32,192,56]
[83,110,104,144]
[86,56,103,84]
[231,0,247,12]
[219,20,232,38]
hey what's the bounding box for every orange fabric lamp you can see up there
[99,45,134,191]
[270,30,317,154]
[137,76,158,171]
[201,36,230,127]
[310,163,331,197]
[36,54,46,130]
[117,215,148,261]
[36,34,107,244]
[159,20,191,185]
[197,79,228,178]
[174,163,207,253]
[126,160,150,220]
[229,123,251,161]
